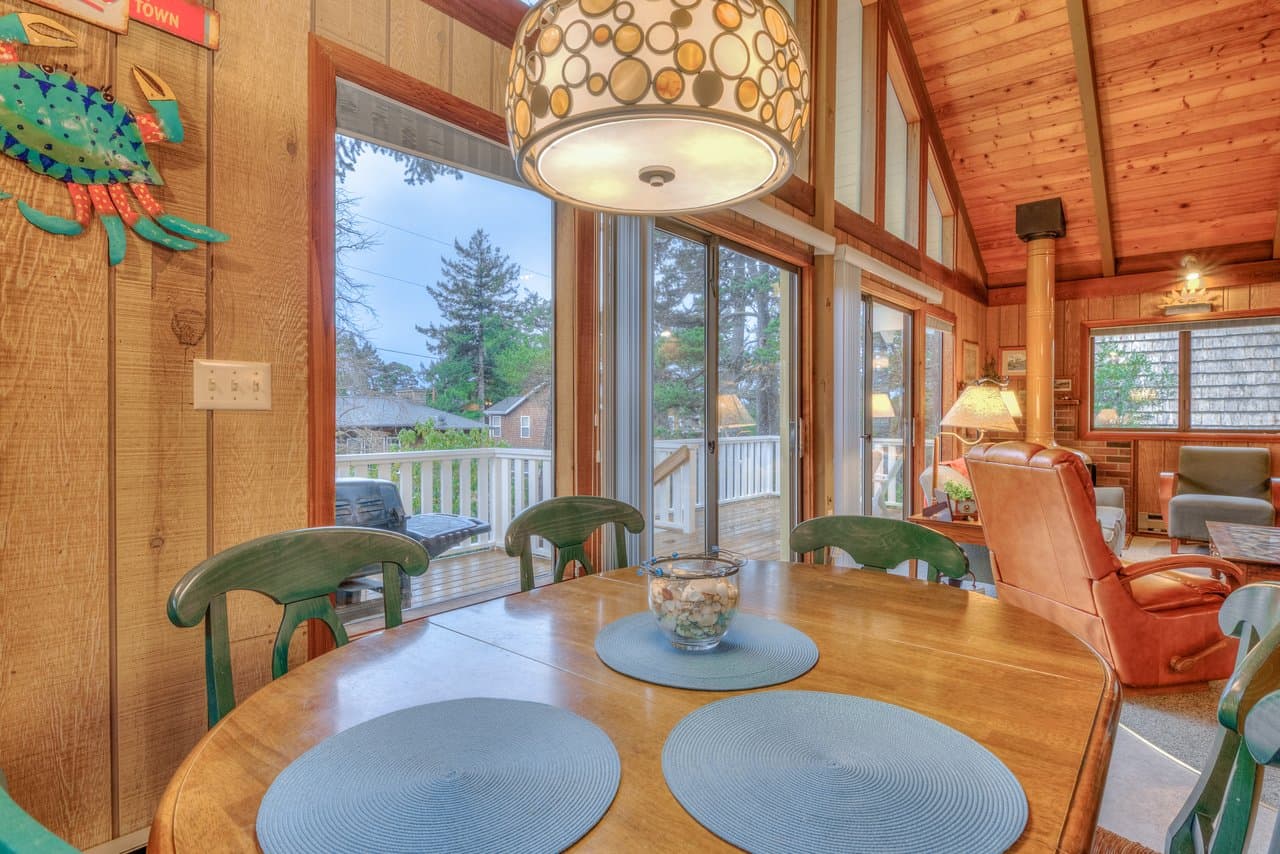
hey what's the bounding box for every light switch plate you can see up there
[193,359,272,410]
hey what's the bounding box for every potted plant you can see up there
[943,480,978,520]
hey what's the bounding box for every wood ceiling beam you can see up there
[1065,0,1116,278]
[987,259,1280,306]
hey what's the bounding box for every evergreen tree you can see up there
[418,229,549,415]
[650,231,783,439]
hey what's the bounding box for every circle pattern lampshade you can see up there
[506,0,811,214]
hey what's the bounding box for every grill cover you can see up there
[335,478,490,559]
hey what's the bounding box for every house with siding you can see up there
[483,383,551,450]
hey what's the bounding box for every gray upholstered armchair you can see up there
[1160,446,1280,553]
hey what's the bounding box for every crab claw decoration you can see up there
[0,12,228,266]
[0,13,78,49]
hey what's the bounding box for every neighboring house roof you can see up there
[484,382,548,416]
[337,395,482,431]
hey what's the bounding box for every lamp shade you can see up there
[505,0,810,214]
[870,392,895,419]
[941,383,1017,433]
[717,393,755,429]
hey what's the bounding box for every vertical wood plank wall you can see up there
[985,281,1280,527]
[0,0,992,846]
[0,0,519,846]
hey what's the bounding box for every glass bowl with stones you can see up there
[643,551,743,651]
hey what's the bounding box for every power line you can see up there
[352,212,553,281]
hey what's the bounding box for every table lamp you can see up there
[932,379,1019,495]
[717,393,755,433]
[870,392,895,418]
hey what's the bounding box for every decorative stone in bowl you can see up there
[643,551,743,651]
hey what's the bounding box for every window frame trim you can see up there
[1080,308,1280,440]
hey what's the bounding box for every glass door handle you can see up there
[707,438,717,454]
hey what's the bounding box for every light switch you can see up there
[193,359,272,410]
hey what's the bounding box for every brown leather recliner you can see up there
[967,441,1245,689]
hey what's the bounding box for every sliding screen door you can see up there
[650,224,797,559]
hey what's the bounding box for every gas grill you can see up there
[335,477,490,600]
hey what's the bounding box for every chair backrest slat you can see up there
[504,497,646,592]
[789,515,969,582]
[169,527,429,727]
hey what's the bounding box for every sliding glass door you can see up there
[650,224,797,559]
[863,299,911,519]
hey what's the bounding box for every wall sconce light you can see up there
[1161,254,1216,315]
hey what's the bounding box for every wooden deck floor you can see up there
[337,495,783,632]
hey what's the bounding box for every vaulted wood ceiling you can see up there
[898,0,1280,289]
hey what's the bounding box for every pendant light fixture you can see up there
[505,0,810,215]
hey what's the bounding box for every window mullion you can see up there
[1178,330,1191,431]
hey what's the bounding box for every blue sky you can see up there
[339,142,554,371]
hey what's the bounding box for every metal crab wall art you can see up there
[0,12,228,266]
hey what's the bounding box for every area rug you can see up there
[1120,682,1280,808]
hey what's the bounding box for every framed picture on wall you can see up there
[1054,377,1073,394]
[960,340,980,384]
[999,346,1028,377]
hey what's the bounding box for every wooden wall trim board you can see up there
[1065,0,1116,278]
[420,0,527,46]
[835,206,986,304]
[683,209,815,269]
[1273,198,1280,259]
[573,210,599,496]
[776,175,817,218]
[809,0,837,517]
[988,259,1280,306]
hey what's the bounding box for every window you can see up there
[520,415,532,439]
[331,79,555,627]
[1089,316,1280,432]
[924,152,954,267]
[883,47,920,245]
[833,0,865,213]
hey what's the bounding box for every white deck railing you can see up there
[653,436,782,534]
[336,448,554,551]
[337,435,784,546]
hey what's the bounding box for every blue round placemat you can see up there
[663,690,1027,854]
[594,612,818,690]
[256,698,620,854]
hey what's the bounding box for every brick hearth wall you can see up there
[1055,399,1135,534]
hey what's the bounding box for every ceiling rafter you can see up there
[1065,0,1116,278]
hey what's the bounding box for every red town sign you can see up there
[131,0,219,49]
[28,0,219,48]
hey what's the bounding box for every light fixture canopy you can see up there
[505,0,811,214]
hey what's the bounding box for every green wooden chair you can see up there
[789,515,969,583]
[1167,581,1280,854]
[0,770,78,853]
[504,496,645,592]
[168,526,430,727]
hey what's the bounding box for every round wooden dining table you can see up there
[149,561,1118,853]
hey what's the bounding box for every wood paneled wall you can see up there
[985,277,1280,527]
[0,0,518,847]
[0,0,991,847]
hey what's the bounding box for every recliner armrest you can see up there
[1117,554,1245,586]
